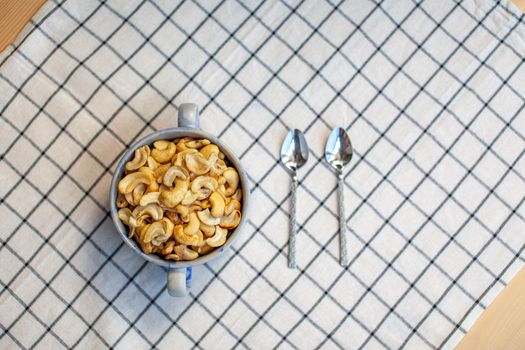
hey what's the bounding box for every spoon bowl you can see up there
[325,127,352,172]
[281,129,309,173]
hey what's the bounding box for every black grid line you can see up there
[1,0,524,349]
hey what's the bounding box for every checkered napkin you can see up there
[1,0,524,349]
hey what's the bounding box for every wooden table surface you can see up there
[0,0,524,349]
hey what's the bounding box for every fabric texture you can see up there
[1,0,524,349]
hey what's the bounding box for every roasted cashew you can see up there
[139,191,160,206]
[200,144,219,159]
[147,156,158,170]
[209,153,227,175]
[186,139,210,149]
[137,224,154,254]
[132,183,146,205]
[199,222,216,237]
[220,210,241,229]
[161,240,175,255]
[193,243,214,255]
[138,167,159,192]
[118,208,132,226]
[159,179,188,208]
[197,209,221,226]
[173,149,198,166]
[163,165,189,187]
[118,172,151,194]
[207,226,228,247]
[232,189,242,201]
[151,141,176,163]
[191,176,218,194]
[132,203,164,222]
[143,218,173,245]
[181,190,200,205]
[173,224,203,246]
[223,168,239,197]
[209,192,225,218]
[173,245,199,260]
[185,152,210,175]
[174,204,190,222]
[116,193,128,208]
[124,192,134,206]
[154,164,171,183]
[165,210,181,225]
[225,199,241,216]
[183,212,200,235]
[125,145,150,171]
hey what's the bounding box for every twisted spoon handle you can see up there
[338,172,349,266]
[289,174,298,268]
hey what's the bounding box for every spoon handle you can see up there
[338,172,349,266]
[289,174,298,268]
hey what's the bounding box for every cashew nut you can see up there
[125,145,150,171]
[161,240,175,255]
[144,218,173,245]
[174,149,198,166]
[139,191,160,206]
[154,164,171,183]
[200,144,219,159]
[220,210,241,229]
[119,207,138,239]
[191,176,218,194]
[138,167,159,192]
[165,210,181,225]
[207,226,228,247]
[199,222,216,237]
[159,178,188,208]
[151,141,176,163]
[225,199,241,215]
[125,192,134,206]
[186,139,211,149]
[175,204,189,222]
[193,243,214,255]
[147,155,158,170]
[132,183,146,205]
[118,172,151,194]
[181,190,200,205]
[163,165,189,187]
[209,153,227,175]
[173,224,203,246]
[197,209,221,226]
[195,199,211,209]
[116,193,128,208]
[132,203,164,222]
[223,168,239,197]
[183,212,200,235]
[232,189,242,201]
[173,245,199,260]
[185,152,210,175]
[209,192,225,217]
[137,224,154,254]
[118,208,132,226]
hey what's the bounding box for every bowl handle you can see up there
[178,103,200,129]
[167,267,191,297]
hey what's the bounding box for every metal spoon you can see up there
[280,129,309,268]
[325,127,353,266]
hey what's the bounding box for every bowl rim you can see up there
[109,127,250,269]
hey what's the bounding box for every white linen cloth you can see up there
[1,0,524,349]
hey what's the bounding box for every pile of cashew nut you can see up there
[116,138,242,261]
